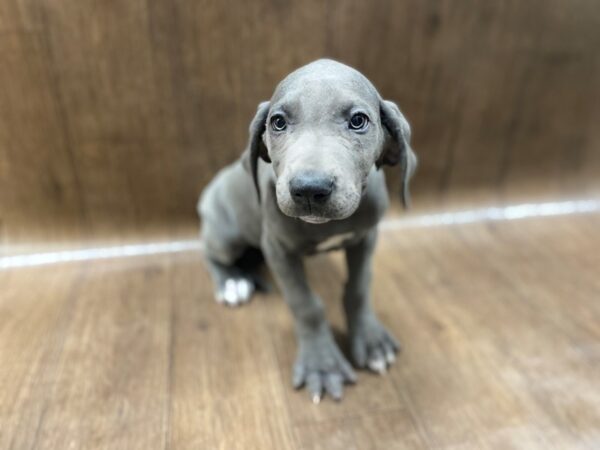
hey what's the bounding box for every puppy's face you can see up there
[246,59,416,223]
[263,68,385,224]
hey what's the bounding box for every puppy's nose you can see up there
[289,172,334,204]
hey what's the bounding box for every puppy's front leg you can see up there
[262,233,356,402]
[344,228,400,373]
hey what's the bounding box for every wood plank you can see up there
[292,409,427,450]
[167,251,296,449]
[1,213,599,448]
[30,257,172,449]
[0,265,81,449]
[373,218,600,449]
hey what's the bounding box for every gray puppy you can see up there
[198,59,417,402]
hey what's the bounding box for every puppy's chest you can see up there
[309,231,357,253]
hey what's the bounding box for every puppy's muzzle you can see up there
[289,171,335,205]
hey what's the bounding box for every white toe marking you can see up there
[368,358,387,374]
[385,351,396,364]
[222,278,253,305]
[223,279,239,304]
[312,395,321,405]
[236,279,252,301]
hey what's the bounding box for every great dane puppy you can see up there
[198,59,417,402]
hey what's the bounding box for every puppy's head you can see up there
[246,59,416,224]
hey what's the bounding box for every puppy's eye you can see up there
[349,113,369,131]
[271,115,287,132]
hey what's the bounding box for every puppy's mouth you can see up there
[299,215,331,224]
[277,193,361,224]
[275,175,362,223]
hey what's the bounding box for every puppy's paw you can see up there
[292,331,357,403]
[215,277,254,307]
[349,316,400,374]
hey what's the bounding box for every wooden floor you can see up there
[1,212,600,449]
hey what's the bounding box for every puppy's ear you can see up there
[377,100,418,208]
[241,101,271,201]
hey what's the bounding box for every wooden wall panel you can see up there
[0,31,86,244]
[326,0,600,200]
[0,0,40,32]
[0,0,599,243]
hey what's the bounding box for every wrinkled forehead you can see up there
[270,73,381,119]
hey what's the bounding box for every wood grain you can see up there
[1,213,599,449]
[1,0,599,243]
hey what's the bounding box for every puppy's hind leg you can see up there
[200,220,258,307]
